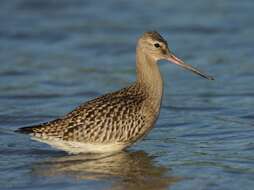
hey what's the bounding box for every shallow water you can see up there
[1,0,254,190]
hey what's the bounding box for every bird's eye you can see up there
[154,43,160,48]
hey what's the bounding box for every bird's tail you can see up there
[15,126,37,134]
[15,122,47,134]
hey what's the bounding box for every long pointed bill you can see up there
[166,53,214,80]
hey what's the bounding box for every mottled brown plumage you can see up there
[26,84,149,143]
[16,31,213,154]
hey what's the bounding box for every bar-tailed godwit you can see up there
[16,31,214,154]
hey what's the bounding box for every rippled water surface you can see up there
[1,0,254,190]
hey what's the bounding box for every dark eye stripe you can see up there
[154,43,160,48]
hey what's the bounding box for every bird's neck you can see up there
[136,48,163,113]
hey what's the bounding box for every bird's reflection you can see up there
[32,151,181,190]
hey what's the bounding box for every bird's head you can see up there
[137,31,214,80]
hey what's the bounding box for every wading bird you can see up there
[16,31,214,154]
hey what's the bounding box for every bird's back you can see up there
[17,83,156,152]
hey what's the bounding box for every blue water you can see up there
[0,0,254,189]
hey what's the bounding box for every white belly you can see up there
[31,137,128,154]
